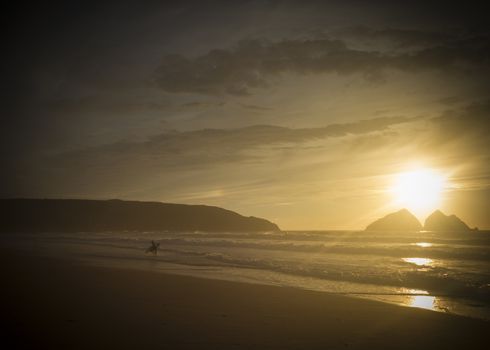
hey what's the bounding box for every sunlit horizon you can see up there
[3,1,489,232]
[389,167,448,220]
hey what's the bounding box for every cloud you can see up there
[336,26,456,49]
[181,101,226,108]
[42,95,171,115]
[154,35,490,95]
[54,115,416,168]
[428,99,490,151]
[345,99,490,168]
[10,115,414,199]
[239,103,273,112]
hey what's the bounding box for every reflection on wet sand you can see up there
[409,295,436,311]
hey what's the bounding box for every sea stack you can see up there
[365,209,422,231]
[424,210,472,231]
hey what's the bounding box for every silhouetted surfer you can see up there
[146,240,160,255]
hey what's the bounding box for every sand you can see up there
[1,248,488,349]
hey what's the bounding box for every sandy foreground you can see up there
[1,248,488,350]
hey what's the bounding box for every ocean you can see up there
[2,230,489,320]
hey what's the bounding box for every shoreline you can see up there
[2,231,490,320]
[1,247,488,349]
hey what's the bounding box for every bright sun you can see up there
[390,168,446,216]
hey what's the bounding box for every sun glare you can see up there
[390,168,446,217]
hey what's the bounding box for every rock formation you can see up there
[365,209,422,231]
[424,210,472,231]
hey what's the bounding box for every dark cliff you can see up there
[0,198,280,233]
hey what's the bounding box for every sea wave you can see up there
[3,230,489,302]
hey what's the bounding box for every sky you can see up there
[3,0,490,229]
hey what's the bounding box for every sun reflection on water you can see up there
[402,257,433,266]
[413,242,433,248]
[405,288,429,295]
[409,295,436,311]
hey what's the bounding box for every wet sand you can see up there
[1,248,487,349]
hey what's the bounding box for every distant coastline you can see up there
[0,198,280,233]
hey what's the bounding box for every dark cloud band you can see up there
[154,36,489,95]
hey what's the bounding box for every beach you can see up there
[5,1,490,348]
[1,247,488,350]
